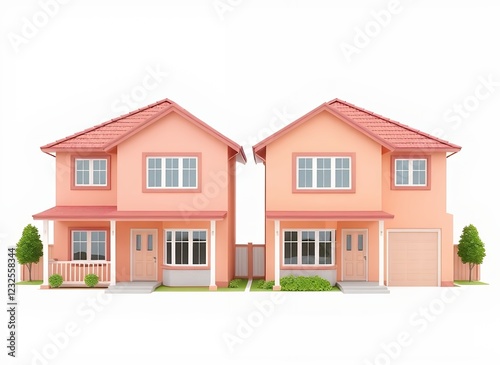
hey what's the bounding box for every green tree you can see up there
[15,224,43,281]
[457,224,486,282]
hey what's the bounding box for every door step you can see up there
[105,282,161,294]
[337,281,390,294]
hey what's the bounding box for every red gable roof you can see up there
[41,98,246,163]
[253,98,461,162]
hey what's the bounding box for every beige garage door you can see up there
[388,231,439,286]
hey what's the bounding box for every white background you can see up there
[1,1,499,364]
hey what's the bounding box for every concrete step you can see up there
[339,288,390,294]
[105,282,161,294]
[337,282,390,294]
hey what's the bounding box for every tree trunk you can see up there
[27,263,32,282]
[468,263,474,282]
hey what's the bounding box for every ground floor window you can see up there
[165,230,207,266]
[72,230,106,261]
[283,230,334,266]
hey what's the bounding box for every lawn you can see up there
[454,280,489,286]
[16,280,43,285]
[154,279,249,292]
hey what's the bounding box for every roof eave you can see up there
[252,103,331,154]
[392,146,462,153]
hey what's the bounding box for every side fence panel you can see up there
[235,243,265,279]
[454,244,480,281]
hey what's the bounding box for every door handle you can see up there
[154,256,157,263]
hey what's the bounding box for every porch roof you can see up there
[32,206,227,221]
[266,210,394,220]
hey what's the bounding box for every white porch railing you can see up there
[49,261,111,284]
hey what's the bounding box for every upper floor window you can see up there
[75,159,107,186]
[146,156,198,189]
[395,158,427,186]
[296,156,351,190]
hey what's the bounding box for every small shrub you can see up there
[84,274,99,288]
[280,275,333,291]
[261,280,274,290]
[229,278,243,288]
[48,274,63,288]
[253,279,265,288]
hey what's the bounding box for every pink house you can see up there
[33,98,246,290]
[252,99,461,289]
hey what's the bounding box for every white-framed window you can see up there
[75,159,107,186]
[72,230,106,261]
[283,230,334,266]
[147,157,198,189]
[297,157,351,189]
[164,230,207,266]
[395,158,427,186]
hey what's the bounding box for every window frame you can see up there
[164,229,208,267]
[282,229,335,267]
[292,153,355,193]
[391,155,431,190]
[71,155,111,190]
[70,229,108,261]
[143,153,201,193]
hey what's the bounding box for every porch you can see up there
[48,260,111,287]
[32,206,228,289]
[267,210,395,290]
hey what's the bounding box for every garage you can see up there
[388,230,440,286]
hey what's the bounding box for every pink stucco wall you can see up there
[265,110,383,211]
[116,112,230,212]
[55,152,118,206]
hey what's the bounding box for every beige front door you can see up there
[343,230,367,281]
[131,229,157,281]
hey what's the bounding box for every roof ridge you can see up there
[329,98,460,149]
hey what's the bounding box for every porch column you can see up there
[209,220,217,290]
[273,220,281,290]
[42,220,49,288]
[379,220,385,286]
[110,220,116,286]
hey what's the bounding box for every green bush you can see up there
[252,279,274,289]
[48,274,63,288]
[253,279,265,288]
[84,274,99,288]
[261,280,274,290]
[228,278,244,288]
[280,275,333,291]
